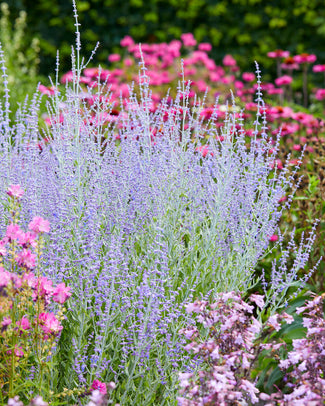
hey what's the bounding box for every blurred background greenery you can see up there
[3,0,325,80]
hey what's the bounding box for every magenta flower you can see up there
[313,64,325,72]
[91,379,107,395]
[275,75,293,86]
[53,282,72,304]
[315,88,325,100]
[28,216,50,233]
[6,184,24,199]
[222,54,237,66]
[16,316,31,331]
[16,249,36,269]
[293,53,317,64]
[198,42,212,52]
[180,33,197,47]
[6,223,24,241]
[267,49,290,59]
[0,269,11,287]
[39,312,63,335]
[38,276,54,297]
[268,234,279,242]
[108,53,121,63]
[120,35,134,48]
[242,72,255,82]
[1,317,12,327]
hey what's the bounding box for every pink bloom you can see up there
[240,379,259,404]
[39,312,63,335]
[39,84,56,96]
[293,144,301,151]
[249,294,265,309]
[267,50,290,58]
[6,184,24,199]
[242,72,255,82]
[123,58,134,67]
[313,64,325,72]
[181,33,197,47]
[2,317,12,327]
[91,379,107,395]
[0,239,7,256]
[6,223,24,241]
[269,234,278,242]
[198,43,212,52]
[223,54,237,66]
[17,316,30,331]
[16,249,36,269]
[293,53,317,64]
[60,71,74,83]
[17,231,37,248]
[108,53,121,63]
[53,282,72,304]
[28,216,50,233]
[37,276,54,297]
[120,35,134,48]
[275,75,293,86]
[315,88,325,101]
[195,145,213,158]
[267,314,281,331]
[0,269,11,287]
[7,346,24,358]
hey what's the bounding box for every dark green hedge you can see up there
[5,0,325,78]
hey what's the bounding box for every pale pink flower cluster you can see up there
[178,292,325,405]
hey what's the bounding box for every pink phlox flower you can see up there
[28,216,50,234]
[91,379,107,395]
[39,312,63,335]
[53,282,72,304]
[6,184,24,199]
[16,249,36,269]
[269,234,279,242]
[6,223,24,241]
[16,316,30,331]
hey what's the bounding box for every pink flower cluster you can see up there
[178,292,325,405]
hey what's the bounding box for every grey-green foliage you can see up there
[0,2,43,116]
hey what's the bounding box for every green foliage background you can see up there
[4,0,325,78]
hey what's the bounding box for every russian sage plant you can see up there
[0,9,319,403]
